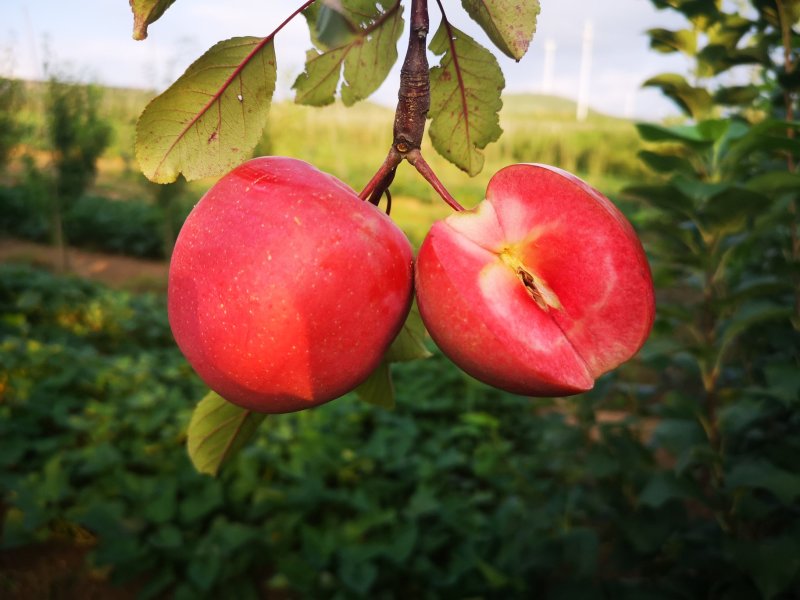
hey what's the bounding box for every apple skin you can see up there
[168,157,413,413]
[415,163,655,396]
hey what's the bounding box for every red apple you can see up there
[168,157,413,413]
[415,163,655,396]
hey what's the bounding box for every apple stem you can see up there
[360,0,462,213]
[407,150,465,211]
[359,149,401,204]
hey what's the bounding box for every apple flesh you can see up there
[168,157,413,413]
[415,163,655,396]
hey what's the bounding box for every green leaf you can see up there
[136,37,276,183]
[428,22,504,176]
[129,0,177,41]
[355,361,395,409]
[652,418,707,473]
[293,2,404,107]
[713,85,760,106]
[638,150,695,175]
[764,364,800,406]
[697,44,766,77]
[696,118,731,142]
[643,73,714,120]
[647,28,696,55]
[186,391,267,477]
[639,471,699,508]
[672,176,729,204]
[624,183,696,217]
[715,302,793,368]
[746,171,800,195]
[635,122,713,146]
[707,13,752,47]
[461,0,540,61]
[149,524,183,549]
[476,558,511,587]
[652,0,722,23]
[385,304,431,362]
[292,47,348,107]
[560,528,599,579]
[728,535,800,600]
[311,4,356,49]
[700,186,772,233]
[727,459,800,505]
[339,553,377,595]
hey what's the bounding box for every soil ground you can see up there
[0,237,169,290]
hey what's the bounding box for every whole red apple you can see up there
[415,163,655,396]
[168,157,413,413]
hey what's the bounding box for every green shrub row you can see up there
[0,186,189,259]
[1,264,798,599]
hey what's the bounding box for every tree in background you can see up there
[622,2,800,596]
[144,175,187,260]
[45,75,112,271]
[0,76,26,174]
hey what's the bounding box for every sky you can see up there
[0,1,689,120]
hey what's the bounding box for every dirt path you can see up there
[0,237,169,290]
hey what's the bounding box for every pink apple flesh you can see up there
[416,163,655,396]
[168,157,414,413]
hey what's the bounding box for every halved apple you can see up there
[415,164,655,396]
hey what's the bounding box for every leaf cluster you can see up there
[644,0,800,120]
[133,0,541,182]
[613,2,800,596]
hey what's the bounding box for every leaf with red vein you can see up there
[428,21,504,176]
[461,0,540,61]
[136,36,276,183]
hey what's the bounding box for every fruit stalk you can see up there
[361,0,462,210]
[362,0,430,205]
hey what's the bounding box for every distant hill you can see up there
[16,78,620,128]
[500,93,627,124]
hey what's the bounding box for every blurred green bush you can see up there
[0,186,190,259]
[1,261,798,599]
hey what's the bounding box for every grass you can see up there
[9,83,648,250]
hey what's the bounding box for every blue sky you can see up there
[0,1,688,120]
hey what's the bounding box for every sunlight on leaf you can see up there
[647,28,697,55]
[428,22,504,176]
[643,73,714,120]
[461,0,540,61]
[187,391,267,477]
[294,1,404,107]
[136,36,276,183]
[130,0,177,41]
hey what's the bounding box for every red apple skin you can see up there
[415,163,655,396]
[168,157,413,413]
